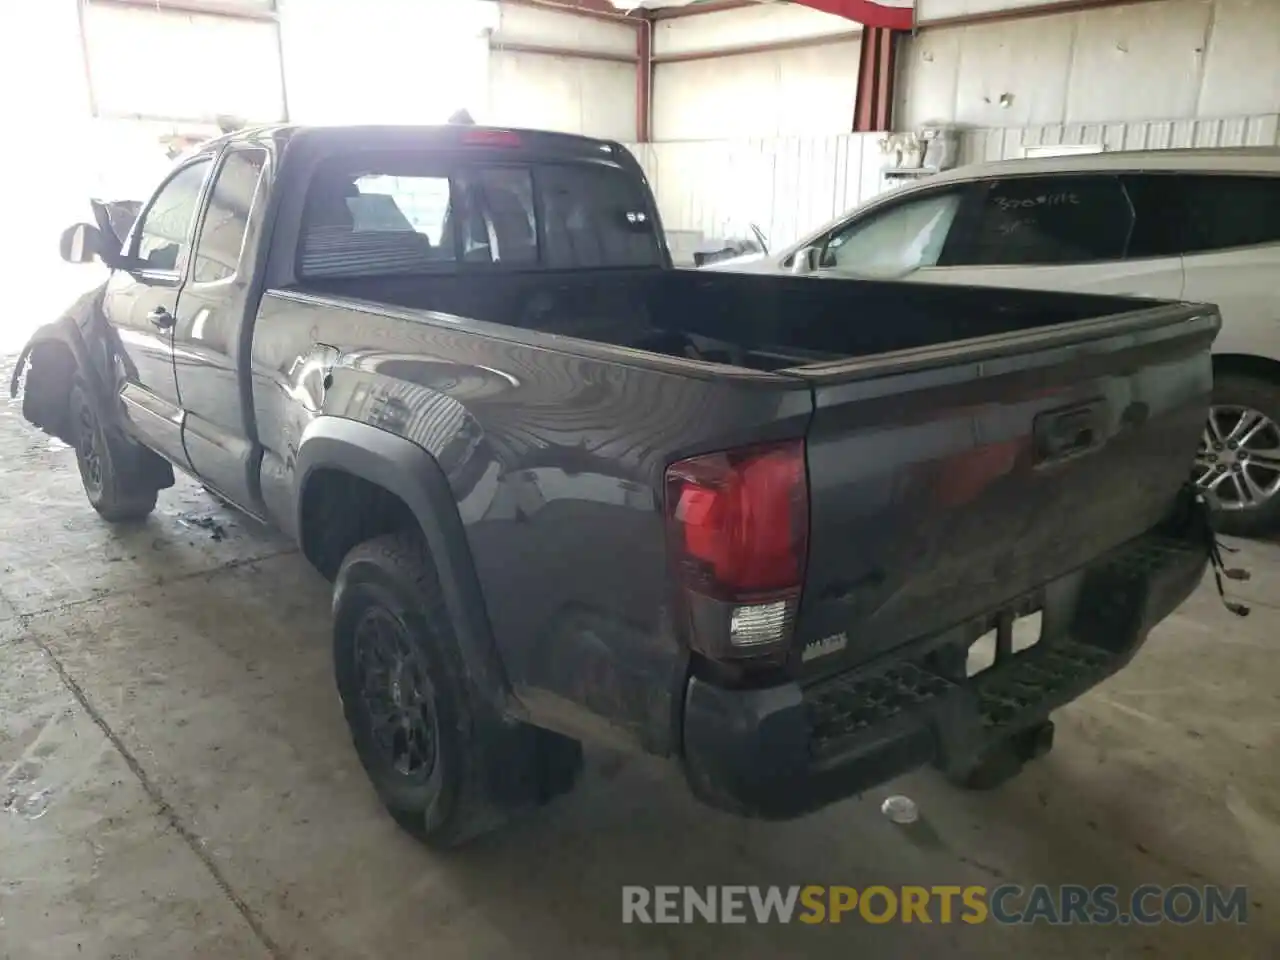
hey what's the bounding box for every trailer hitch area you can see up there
[949,720,1056,791]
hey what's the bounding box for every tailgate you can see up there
[789,303,1219,678]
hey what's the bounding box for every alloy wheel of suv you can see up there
[1194,403,1280,521]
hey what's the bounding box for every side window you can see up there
[822,191,964,275]
[300,163,457,280]
[1179,175,1280,254]
[1118,174,1185,259]
[943,175,1132,267]
[133,159,213,273]
[192,148,268,284]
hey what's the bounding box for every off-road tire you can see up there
[333,532,509,848]
[68,378,157,522]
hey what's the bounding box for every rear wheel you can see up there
[69,379,157,522]
[333,533,510,848]
[1195,372,1280,537]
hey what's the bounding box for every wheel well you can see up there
[22,341,77,441]
[299,469,420,581]
[1214,353,1280,386]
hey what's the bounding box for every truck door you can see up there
[170,146,272,511]
[102,156,213,467]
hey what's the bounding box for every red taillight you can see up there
[460,128,522,148]
[665,440,808,602]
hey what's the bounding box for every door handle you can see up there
[147,307,175,330]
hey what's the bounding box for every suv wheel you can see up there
[1195,372,1280,537]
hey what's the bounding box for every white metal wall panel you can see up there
[489,51,636,141]
[899,0,1279,129]
[281,0,491,124]
[493,2,636,55]
[653,3,857,56]
[653,40,862,140]
[1198,0,1280,120]
[83,2,285,122]
[625,134,887,250]
[959,113,1280,164]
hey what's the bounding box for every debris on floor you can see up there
[177,513,228,542]
[881,794,919,824]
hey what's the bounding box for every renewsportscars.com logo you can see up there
[621,884,1250,926]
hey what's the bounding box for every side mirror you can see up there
[59,223,107,265]
[790,246,822,275]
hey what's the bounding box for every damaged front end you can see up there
[10,309,98,445]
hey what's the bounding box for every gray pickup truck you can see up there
[13,124,1225,847]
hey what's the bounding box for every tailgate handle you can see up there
[1034,401,1106,465]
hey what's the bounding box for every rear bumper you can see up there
[681,528,1208,820]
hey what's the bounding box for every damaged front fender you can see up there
[10,284,114,443]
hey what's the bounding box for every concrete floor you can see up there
[1,362,1278,960]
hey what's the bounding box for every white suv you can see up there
[709,148,1280,536]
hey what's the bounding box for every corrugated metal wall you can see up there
[899,0,1280,130]
[486,4,637,139]
[628,109,1280,251]
[651,4,861,140]
[960,113,1280,163]
[626,134,889,251]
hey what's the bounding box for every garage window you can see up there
[944,176,1133,267]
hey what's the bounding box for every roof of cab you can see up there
[191,123,625,160]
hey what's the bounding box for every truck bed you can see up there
[286,268,1216,684]
[294,267,1173,372]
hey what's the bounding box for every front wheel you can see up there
[68,379,157,522]
[1194,372,1280,537]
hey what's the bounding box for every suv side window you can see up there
[132,159,213,274]
[821,189,965,276]
[1179,174,1280,254]
[192,148,268,283]
[943,175,1133,267]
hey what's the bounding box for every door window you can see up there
[192,148,268,283]
[822,191,963,276]
[1178,175,1280,254]
[944,175,1133,266]
[133,159,213,273]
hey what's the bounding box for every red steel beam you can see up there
[636,20,652,142]
[853,25,897,132]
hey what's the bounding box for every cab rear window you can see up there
[299,154,661,279]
